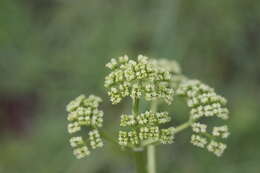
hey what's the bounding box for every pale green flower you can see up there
[120,114,136,127]
[66,94,85,112]
[150,59,182,74]
[68,122,81,134]
[118,110,174,147]
[177,80,229,120]
[207,140,227,157]
[66,57,231,160]
[105,55,174,104]
[118,131,128,146]
[128,130,139,145]
[73,146,90,159]
[212,126,230,138]
[70,136,84,147]
[160,127,175,144]
[66,95,104,159]
[139,126,160,141]
[149,58,186,90]
[190,134,208,148]
[191,123,207,133]
[89,129,103,149]
[176,79,229,156]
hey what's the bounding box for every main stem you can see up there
[147,101,158,173]
[147,145,156,173]
[132,98,146,173]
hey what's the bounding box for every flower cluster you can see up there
[177,80,229,120]
[149,58,186,90]
[191,123,207,133]
[212,125,230,138]
[120,111,171,127]
[118,111,174,147]
[207,140,227,157]
[190,135,207,148]
[66,95,104,159]
[105,55,174,104]
[149,59,182,75]
[177,79,230,156]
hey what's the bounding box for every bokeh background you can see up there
[1,0,260,172]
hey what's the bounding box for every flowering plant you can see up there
[66,55,230,173]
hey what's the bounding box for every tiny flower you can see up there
[70,136,84,147]
[190,134,207,148]
[120,114,136,127]
[212,126,230,138]
[149,59,182,75]
[160,127,175,144]
[66,95,104,158]
[136,111,157,126]
[207,140,227,157]
[104,55,175,105]
[177,80,229,120]
[128,130,139,145]
[66,94,85,112]
[191,123,207,133]
[73,146,90,159]
[67,111,78,121]
[91,109,104,128]
[89,130,103,149]
[139,126,160,141]
[156,112,171,124]
[68,122,81,134]
[119,131,128,146]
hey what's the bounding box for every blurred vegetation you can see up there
[0,0,260,173]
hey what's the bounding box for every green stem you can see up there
[132,98,146,173]
[147,101,158,173]
[174,119,194,134]
[147,145,156,173]
[133,98,140,116]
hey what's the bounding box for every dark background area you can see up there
[0,0,260,172]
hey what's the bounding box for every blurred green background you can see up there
[0,0,260,172]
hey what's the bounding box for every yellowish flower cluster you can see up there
[149,58,186,90]
[149,59,182,75]
[212,125,230,138]
[66,95,104,159]
[190,135,207,148]
[177,79,230,156]
[177,80,229,120]
[191,123,207,133]
[207,140,227,157]
[105,55,174,104]
[118,111,174,147]
[120,111,171,127]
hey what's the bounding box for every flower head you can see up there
[66,95,104,159]
[149,58,186,90]
[105,55,174,104]
[190,134,208,148]
[207,140,227,157]
[212,125,230,138]
[118,111,174,147]
[192,123,207,133]
[176,79,230,156]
